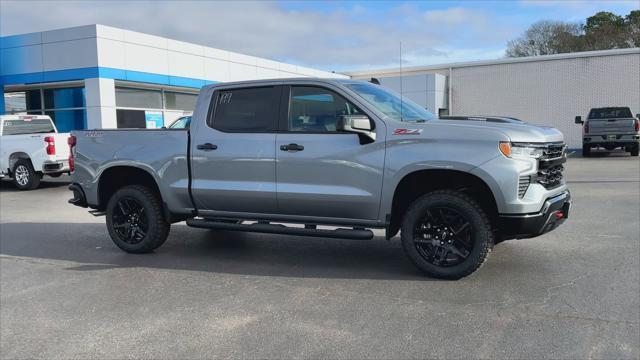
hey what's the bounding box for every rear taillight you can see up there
[68,135,76,172]
[44,136,56,155]
[635,120,639,132]
[584,121,589,134]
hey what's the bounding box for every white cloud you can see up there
[0,1,518,71]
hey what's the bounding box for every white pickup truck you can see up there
[0,115,70,190]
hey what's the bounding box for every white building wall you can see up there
[84,78,117,129]
[450,53,640,148]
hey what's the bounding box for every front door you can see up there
[276,85,385,220]
[190,85,281,215]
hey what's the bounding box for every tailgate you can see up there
[587,118,636,134]
[52,133,70,160]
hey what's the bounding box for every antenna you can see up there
[400,41,403,121]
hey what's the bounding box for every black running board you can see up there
[186,219,374,240]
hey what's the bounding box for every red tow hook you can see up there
[554,211,564,219]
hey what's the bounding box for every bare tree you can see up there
[506,21,582,57]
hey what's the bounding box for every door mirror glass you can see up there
[338,115,376,142]
[575,116,583,124]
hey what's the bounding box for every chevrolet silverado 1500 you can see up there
[575,107,640,157]
[68,79,571,279]
[1,115,70,190]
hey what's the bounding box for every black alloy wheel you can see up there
[413,207,474,267]
[400,190,493,279]
[106,185,170,253]
[111,197,149,244]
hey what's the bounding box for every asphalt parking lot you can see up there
[1,152,639,359]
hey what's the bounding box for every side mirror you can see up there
[338,115,376,142]
[575,116,583,124]
[636,114,640,119]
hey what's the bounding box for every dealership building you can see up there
[1,24,639,147]
[0,24,346,131]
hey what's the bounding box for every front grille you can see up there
[518,175,530,198]
[536,143,566,189]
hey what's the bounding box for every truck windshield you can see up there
[2,119,56,135]
[346,83,436,122]
[588,108,633,119]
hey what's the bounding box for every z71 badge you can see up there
[393,128,423,135]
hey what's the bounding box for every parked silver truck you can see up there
[68,79,571,279]
[575,107,640,157]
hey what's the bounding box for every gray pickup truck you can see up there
[68,79,571,279]
[575,107,640,157]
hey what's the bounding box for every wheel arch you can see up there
[386,169,499,239]
[8,152,33,173]
[97,165,163,213]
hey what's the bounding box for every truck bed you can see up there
[72,129,193,215]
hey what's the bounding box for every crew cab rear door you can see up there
[190,85,281,215]
[275,84,385,221]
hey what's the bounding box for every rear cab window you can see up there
[588,108,633,119]
[209,86,280,132]
[2,118,56,136]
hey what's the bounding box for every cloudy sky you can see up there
[1,0,637,72]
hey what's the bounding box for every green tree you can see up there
[583,11,627,49]
[625,10,640,47]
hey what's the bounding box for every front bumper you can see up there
[498,190,571,240]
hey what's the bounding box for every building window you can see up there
[45,110,87,132]
[164,91,197,110]
[44,87,85,109]
[115,87,163,109]
[3,86,86,132]
[114,86,198,129]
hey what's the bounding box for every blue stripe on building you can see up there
[0,66,218,88]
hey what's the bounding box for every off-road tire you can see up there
[106,185,170,253]
[582,145,591,157]
[12,159,41,190]
[400,190,494,280]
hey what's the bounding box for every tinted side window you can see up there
[288,86,363,132]
[212,87,279,132]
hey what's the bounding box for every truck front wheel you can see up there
[106,185,170,253]
[400,190,494,279]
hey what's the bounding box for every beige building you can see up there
[346,48,640,148]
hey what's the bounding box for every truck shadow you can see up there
[0,178,70,192]
[0,222,434,281]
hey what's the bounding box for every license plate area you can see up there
[607,135,617,140]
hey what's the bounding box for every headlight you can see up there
[499,142,544,159]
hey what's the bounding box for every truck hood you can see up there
[431,119,565,143]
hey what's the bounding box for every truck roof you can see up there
[202,78,366,90]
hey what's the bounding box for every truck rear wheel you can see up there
[400,190,494,279]
[582,145,591,157]
[631,145,639,156]
[12,159,41,190]
[106,185,170,253]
